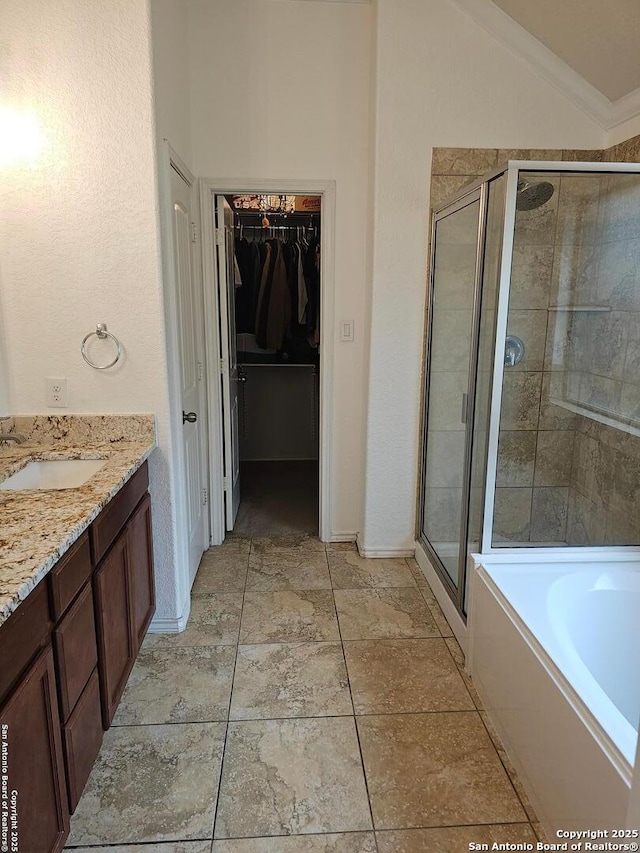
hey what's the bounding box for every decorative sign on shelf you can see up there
[232,195,321,214]
[295,196,322,212]
[233,194,296,213]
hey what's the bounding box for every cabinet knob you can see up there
[182,411,197,424]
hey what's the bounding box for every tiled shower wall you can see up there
[427,139,640,546]
[567,133,640,545]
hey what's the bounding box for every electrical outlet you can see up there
[46,377,68,408]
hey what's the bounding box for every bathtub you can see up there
[468,551,640,837]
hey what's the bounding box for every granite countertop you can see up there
[0,415,156,627]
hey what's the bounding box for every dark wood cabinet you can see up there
[0,579,50,705]
[90,464,149,565]
[49,532,92,621]
[62,668,103,813]
[129,493,155,651]
[93,529,136,728]
[0,646,69,853]
[0,460,155,849]
[53,581,98,722]
[92,477,156,728]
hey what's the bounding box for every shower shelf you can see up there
[547,305,611,312]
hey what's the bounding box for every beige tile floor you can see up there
[65,537,543,851]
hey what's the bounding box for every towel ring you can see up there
[81,323,122,370]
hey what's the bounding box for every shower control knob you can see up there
[182,411,197,424]
[504,336,525,367]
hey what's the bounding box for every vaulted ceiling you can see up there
[491,0,640,102]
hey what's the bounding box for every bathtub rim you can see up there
[547,568,640,760]
[468,555,634,787]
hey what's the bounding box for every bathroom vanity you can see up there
[0,416,156,853]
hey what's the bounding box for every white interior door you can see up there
[216,196,241,529]
[171,164,208,583]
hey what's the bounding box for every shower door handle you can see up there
[461,393,469,424]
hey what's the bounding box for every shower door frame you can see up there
[419,183,489,616]
[480,160,640,558]
[420,160,640,618]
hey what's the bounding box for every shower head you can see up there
[516,179,555,211]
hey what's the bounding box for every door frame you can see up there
[199,177,336,544]
[158,141,210,625]
[417,186,488,619]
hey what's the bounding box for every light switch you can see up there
[340,320,354,342]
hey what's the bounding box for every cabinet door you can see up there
[62,668,103,813]
[128,493,155,651]
[0,645,69,853]
[53,581,98,722]
[93,530,135,728]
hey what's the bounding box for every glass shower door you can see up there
[421,192,482,599]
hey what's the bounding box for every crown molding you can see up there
[610,86,640,127]
[448,0,640,132]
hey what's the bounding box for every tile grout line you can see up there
[72,541,539,848]
[438,633,481,710]
[208,542,251,842]
[476,708,539,828]
[412,572,538,820]
[63,819,538,848]
[110,706,502,728]
[416,584,455,639]
[405,566,536,822]
[331,583,380,852]
[437,622,540,830]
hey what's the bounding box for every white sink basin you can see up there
[0,459,106,490]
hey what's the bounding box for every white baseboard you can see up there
[414,540,467,651]
[328,532,358,543]
[356,533,416,558]
[148,611,189,634]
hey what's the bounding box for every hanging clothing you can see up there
[235,238,263,334]
[303,237,320,342]
[234,219,320,356]
[263,241,292,351]
[255,241,274,348]
[295,243,308,324]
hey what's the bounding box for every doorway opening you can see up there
[207,190,325,540]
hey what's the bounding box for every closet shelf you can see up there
[239,362,317,369]
[547,305,611,313]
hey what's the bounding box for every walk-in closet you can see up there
[227,194,321,535]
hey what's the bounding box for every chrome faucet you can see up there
[0,434,26,444]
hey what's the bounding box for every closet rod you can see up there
[234,210,320,216]
[234,225,315,232]
[234,215,320,223]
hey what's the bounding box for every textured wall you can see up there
[362,0,605,553]
[150,0,193,168]
[187,0,373,539]
[0,0,181,622]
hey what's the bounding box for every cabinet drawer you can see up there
[91,462,148,564]
[62,668,103,814]
[0,579,51,704]
[49,532,92,620]
[53,582,98,722]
